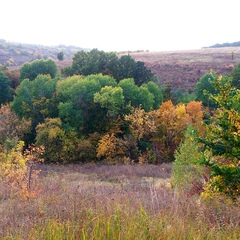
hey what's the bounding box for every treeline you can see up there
[0,48,240,198]
[204,40,240,48]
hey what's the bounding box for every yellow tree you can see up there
[124,106,157,141]
[154,100,190,162]
[124,106,158,163]
[96,133,128,163]
[186,101,203,124]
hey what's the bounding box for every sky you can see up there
[1,0,239,52]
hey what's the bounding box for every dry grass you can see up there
[0,163,239,239]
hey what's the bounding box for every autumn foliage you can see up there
[153,100,203,161]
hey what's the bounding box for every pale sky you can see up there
[1,0,239,52]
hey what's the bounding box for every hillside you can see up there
[127,47,240,91]
[0,39,88,67]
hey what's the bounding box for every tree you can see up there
[186,101,203,124]
[124,106,157,162]
[3,69,20,89]
[56,74,117,134]
[61,49,155,85]
[0,104,31,147]
[125,106,157,141]
[0,72,11,104]
[118,78,156,111]
[57,52,64,61]
[11,74,59,130]
[172,126,207,195]
[96,133,128,163]
[199,75,240,160]
[134,61,155,86]
[162,82,173,102]
[64,49,113,77]
[195,71,218,107]
[154,100,193,162]
[142,81,163,109]
[199,75,240,198]
[35,118,79,163]
[20,59,57,81]
[94,86,124,116]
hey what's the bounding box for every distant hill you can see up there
[204,41,240,48]
[0,39,89,67]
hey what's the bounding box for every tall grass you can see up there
[1,164,239,239]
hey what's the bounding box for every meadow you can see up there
[1,163,239,240]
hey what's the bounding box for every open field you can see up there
[1,164,239,239]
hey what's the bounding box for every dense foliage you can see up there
[20,59,57,81]
[61,49,155,85]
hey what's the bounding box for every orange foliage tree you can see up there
[153,100,203,162]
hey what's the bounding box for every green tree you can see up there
[118,78,155,111]
[11,74,59,129]
[20,59,57,81]
[199,75,240,198]
[136,86,154,111]
[142,81,163,109]
[195,71,218,107]
[57,52,64,61]
[174,88,197,104]
[0,72,11,104]
[61,49,154,85]
[162,82,173,102]
[64,49,112,76]
[134,61,155,86]
[94,86,124,116]
[56,74,117,134]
